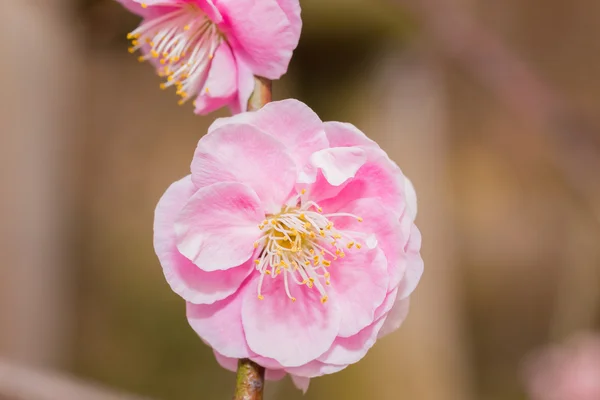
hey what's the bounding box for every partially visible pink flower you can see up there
[117,0,301,114]
[153,99,423,391]
[523,333,600,400]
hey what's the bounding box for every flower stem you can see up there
[233,359,266,400]
[247,77,272,111]
[233,76,271,400]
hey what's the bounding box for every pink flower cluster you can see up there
[523,333,600,400]
[153,100,423,390]
[117,0,301,114]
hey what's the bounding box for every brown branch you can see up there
[247,77,272,112]
[232,76,271,400]
[233,359,266,400]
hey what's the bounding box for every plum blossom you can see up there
[523,333,600,400]
[116,0,301,114]
[153,99,423,391]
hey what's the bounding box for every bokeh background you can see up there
[1,0,600,399]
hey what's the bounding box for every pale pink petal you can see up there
[208,99,328,170]
[404,176,418,221]
[216,0,300,79]
[334,198,407,290]
[319,148,405,214]
[285,361,348,378]
[329,248,389,337]
[213,351,286,381]
[377,298,411,339]
[375,288,399,320]
[229,56,255,114]
[191,124,296,213]
[187,287,252,358]
[274,0,302,39]
[290,375,310,394]
[318,317,386,366]
[194,43,237,116]
[309,147,367,186]
[397,224,424,299]
[323,121,376,148]
[154,176,253,303]
[241,276,341,367]
[174,182,264,271]
[116,0,177,17]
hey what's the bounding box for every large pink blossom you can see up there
[523,333,600,400]
[153,99,423,391]
[117,0,301,114]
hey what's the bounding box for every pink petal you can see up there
[154,176,254,303]
[397,224,423,299]
[187,287,252,358]
[404,176,418,221]
[308,147,367,186]
[335,198,407,290]
[317,317,386,366]
[116,0,177,17]
[194,43,238,116]
[285,361,348,378]
[213,351,286,381]
[191,123,296,213]
[216,0,300,79]
[194,0,223,23]
[318,148,405,214]
[329,248,389,337]
[174,182,264,271]
[290,375,310,394]
[202,43,237,98]
[241,276,341,368]
[323,121,376,148]
[208,99,328,171]
[377,298,411,339]
[230,56,255,114]
[274,0,302,40]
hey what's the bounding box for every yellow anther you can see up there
[151,50,159,58]
[258,295,264,300]
[357,217,363,222]
[304,222,311,229]
[279,261,286,267]
[320,250,325,255]
[326,222,333,230]
[301,189,306,195]
[254,260,260,265]
[347,242,355,249]
[323,260,331,267]
[321,296,328,304]
[167,76,174,82]
[128,47,135,54]
[309,249,315,255]
[127,33,135,39]
[137,56,145,62]
[209,53,214,60]
[326,280,331,286]
[339,252,346,258]
[356,243,362,249]
[291,297,297,302]
[270,219,276,225]
[304,261,310,266]
[307,282,314,288]
[160,58,167,65]
[324,272,331,278]
[319,230,326,237]
[309,278,315,282]
[163,52,169,58]
[253,242,259,249]
[205,87,210,94]
[171,56,180,63]
[333,234,342,239]
[184,24,190,31]
[159,83,167,90]
[309,232,316,239]
[131,40,139,46]
[317,207,323,213]
[265,270,271,275]
[301,280,308,285]
[141,2,147,8]
[178,99,185,106]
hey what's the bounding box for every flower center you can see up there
[253,191,367,304]
[127,3,222,105]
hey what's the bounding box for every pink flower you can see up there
[117,0,301,114]
[523,333,600,400]
[153,99,423,391]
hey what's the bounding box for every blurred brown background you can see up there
[1,0,600,399]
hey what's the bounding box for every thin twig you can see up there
[233,359,266,400]
[232,76,271,400]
